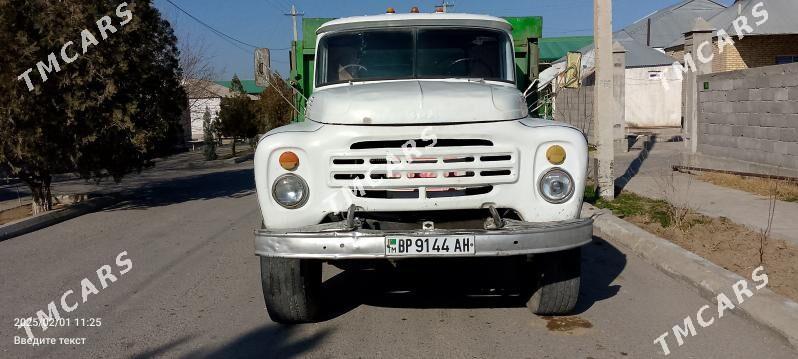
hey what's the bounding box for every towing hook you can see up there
[345,204,363,229]
[485,204,505,230]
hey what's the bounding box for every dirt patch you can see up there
[0,202,68,226]
[591,189,798,303]
[0,204,32,226]
[696,172,798,202]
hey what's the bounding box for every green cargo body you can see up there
[288,16,542,122]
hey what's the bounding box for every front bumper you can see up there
[254,218,593,259]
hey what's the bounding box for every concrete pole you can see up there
[613,41,627,153]
[594,0,615,200]
[682,18,715,153]
[284,4,304,77]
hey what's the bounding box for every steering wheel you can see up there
[447,58,491,76]
[340,64,368,77]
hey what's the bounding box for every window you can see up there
[315,28,513,87]
[648,71,664,80]
[416,29,509,81]
[316,30,414,85]
[776,55,798,65]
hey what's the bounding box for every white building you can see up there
[184,80,261,141]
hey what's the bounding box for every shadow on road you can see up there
[318,236,626,320]
[106,168,255,211]
[180,325,331,359]
[572,236,626,314]
[615,134,657,194]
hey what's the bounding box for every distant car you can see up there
[253,11,591,323]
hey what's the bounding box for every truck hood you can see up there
[305,80,528,125]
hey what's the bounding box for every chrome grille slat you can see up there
[327,144,518,193]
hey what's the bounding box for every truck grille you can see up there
[328,139,518,199]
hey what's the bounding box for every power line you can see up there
[264,0,289,14]
[164,0,289,51]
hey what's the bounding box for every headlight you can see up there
[539,168,574,203]
[272,174,309,209]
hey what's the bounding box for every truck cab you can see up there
[253,11,592,323]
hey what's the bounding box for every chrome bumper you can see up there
[254,218,593,259]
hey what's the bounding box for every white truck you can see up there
[253,11,592,323]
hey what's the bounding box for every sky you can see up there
[152,0,735,81]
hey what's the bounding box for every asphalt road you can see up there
[1,165,796,358]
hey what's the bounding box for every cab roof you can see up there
[316,13,513,34]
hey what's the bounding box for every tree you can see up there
[178,34,217,113]
[0,1,187,213]
[255,72,294,133]
[217,74,258,156]
[202,107,217,161]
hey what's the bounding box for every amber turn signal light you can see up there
[279,151,299,171]
[546,145,566,165]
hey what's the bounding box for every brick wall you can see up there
[666,45,684,62]
[697,62,798,169]
[668,35,798,73]
[713,35,798,73]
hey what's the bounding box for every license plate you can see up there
[385,236,476,256]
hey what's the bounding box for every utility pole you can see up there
[440,1,455,13]
[593,0,615,200]
[284,4,304,74]
[285,4,304,44]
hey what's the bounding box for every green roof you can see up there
[214,80,264,95]
[539,36,594,63]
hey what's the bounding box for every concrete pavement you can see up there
[1,165,795,358]
[615,140,798,247]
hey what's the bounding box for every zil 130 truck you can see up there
[252,8,592,323]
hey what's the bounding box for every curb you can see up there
[583,204,798,350]
[0,195,121,242]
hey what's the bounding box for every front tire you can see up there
[260,256,322,323]
[526,248,581,315]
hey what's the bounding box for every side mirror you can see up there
[254,48,271,87]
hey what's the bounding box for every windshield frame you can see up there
[314,26,515,89]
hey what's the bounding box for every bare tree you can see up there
[178,34,217,112]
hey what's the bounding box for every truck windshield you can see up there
[316,28,512,87]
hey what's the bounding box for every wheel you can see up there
[526,248,581,315]
[260,256,322,323]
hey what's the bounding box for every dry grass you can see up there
[592,189,798,303]
[627,212,798,303]
[0,204,32,226]
[697,172,798,202]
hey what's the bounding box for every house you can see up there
[184,80,263,141]
[665,0,798,72]
[544,0,730,128]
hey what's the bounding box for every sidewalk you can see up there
[614,138,798,248]
[0,145,253,212]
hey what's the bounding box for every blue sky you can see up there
[153,0,734,80]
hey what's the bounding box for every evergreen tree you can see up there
[0,1,187,213]
[202,107,217,160]
[230,74,246,95]
[217,74,257,156]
